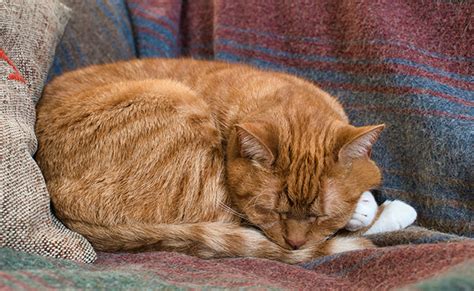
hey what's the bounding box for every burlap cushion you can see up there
[0,0,96,263]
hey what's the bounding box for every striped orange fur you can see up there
[35,59,383,263]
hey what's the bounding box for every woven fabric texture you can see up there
[0,0,96,263]
[0,241,473,289]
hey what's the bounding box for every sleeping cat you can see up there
[35,59,416,264]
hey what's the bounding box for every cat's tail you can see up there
[67,221,373,264]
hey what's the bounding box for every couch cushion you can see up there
[0,0,96,263]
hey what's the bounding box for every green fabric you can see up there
[403,262,474,291]
[0,248,176,289]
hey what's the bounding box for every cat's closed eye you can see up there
[278,212,321,223]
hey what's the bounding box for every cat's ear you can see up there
[338,124,385,162]
[235,123,277,167]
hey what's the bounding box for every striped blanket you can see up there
[8,0,467,289]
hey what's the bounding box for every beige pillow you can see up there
[0,0,96,263]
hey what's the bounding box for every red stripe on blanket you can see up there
[214,39,473,94]
[215,1,472,61]
[215,24,473,75]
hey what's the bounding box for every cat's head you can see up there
[226,114,384,250]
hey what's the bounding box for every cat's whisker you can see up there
[218,202,249,221]
[243,194,263,210]
[221,205,244,219]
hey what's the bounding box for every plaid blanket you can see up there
[1,240,473,289]
[5,0,468,289]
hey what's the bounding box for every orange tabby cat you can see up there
[35,58,384,264]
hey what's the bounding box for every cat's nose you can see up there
[286,239,307,250]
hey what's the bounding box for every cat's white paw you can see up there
[345,191,378,231]
[364,200,417,235]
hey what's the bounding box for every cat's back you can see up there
[36,61,230,225]
[41,58,346,121]
[40,58,233,105]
